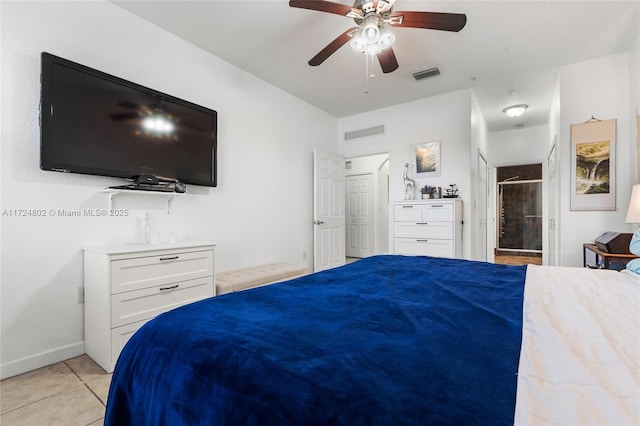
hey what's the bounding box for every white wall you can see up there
[487,125,550,166]
[629,34,639,182]
[337,90,473,259]
[558,52,633,267]
[0,1,337,378]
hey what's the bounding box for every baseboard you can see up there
[0,341,85,380]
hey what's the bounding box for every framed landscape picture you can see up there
[413,141,441,177]
[570,119,616,211]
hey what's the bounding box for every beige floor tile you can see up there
[66,355,113,405]
[0,362,81,414]
[0,384,104,426]
[85,375,111,407]
[65,355,106,380]
[88,419,104,426]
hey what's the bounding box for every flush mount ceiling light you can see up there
[503,104,528,118]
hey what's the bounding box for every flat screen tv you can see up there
[40,52,217,187]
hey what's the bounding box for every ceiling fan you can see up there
[289,0,467,74]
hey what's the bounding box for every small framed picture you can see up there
[412,141,441,177]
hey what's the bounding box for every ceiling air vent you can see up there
[411,67,441,81]
[344,125,385,141]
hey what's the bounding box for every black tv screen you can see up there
[40,52,217,187]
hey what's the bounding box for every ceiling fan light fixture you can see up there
[363,15,381,39]
[350,18,395,55]
[378,27,395,47]
[350,30,381,54]
[503,104,528,118]
[364,24,379,42]
[349,34,369,53]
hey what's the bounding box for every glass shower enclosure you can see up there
[497,165,542,254]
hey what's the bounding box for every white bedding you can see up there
[515,265,640,425]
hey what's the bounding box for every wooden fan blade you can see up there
[289,1,360,18]
[389,11,467,32]
[377,47,399,73]
[309,27,358,66]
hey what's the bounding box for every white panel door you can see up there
[477,151,488,261]
[346,174,375,258]
[314,149,345,272]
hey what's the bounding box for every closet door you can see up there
[346,174,375,258]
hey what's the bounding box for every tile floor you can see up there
[0,355,111,426]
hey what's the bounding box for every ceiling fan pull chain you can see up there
[364,53,376,94]
[364,53,370,94]
[369,54,376,79]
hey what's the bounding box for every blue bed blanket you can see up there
[105,255,527,425]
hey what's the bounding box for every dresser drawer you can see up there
[394,222,453,239]
[111,276,213,328]
[111,249,214,294]
[394,204,422,222]
[394,238,454,258]
[110,319,149,364]
[422,203,454,221]
[395,203,454,222]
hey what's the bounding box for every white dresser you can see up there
[394,199,463,258]
[83,241,215,372]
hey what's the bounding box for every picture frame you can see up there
[570,119,616,211]
[412,141,441,177]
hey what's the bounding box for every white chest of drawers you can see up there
[394,200,462,258]
[83,241,215,372]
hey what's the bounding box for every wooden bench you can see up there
[216,263,309,295]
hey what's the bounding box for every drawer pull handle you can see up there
[416,239,429,243]
[416,222,429,225]
[401,205,414,208]
[159,284,179,291]
[159,256,179,261]
[430,205,444,208]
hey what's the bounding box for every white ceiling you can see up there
[112,1,639,132]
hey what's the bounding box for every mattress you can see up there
[515,265,640,425]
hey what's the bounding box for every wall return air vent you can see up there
[344,124,385,141]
